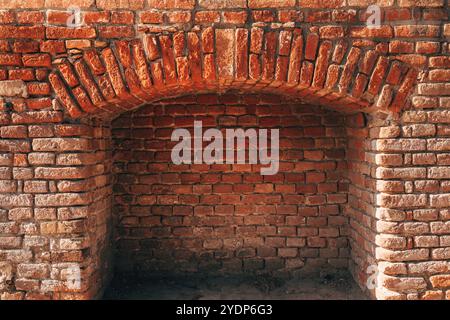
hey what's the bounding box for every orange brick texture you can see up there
[0,0,448,300]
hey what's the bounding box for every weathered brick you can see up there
[376,139,426,152]
[0,80,27,97]
[17,263,49,279]
[140,11,164,24]
[215,29,235,81]
[46,27,96,39]
[0,194,33,207]
[249,0,296,8]
[379,274,427,293]
[377,194,428,208]
[0,26,45,39]
[32,138,90,152]
[35,193,91,207]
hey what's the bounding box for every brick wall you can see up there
[0,0,448,300]
[0,118,113,300]
[112,94,350,275]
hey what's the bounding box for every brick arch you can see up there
[49,26,418,120]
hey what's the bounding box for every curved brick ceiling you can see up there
[49,26,418,119]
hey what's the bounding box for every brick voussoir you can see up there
[48,73,83,119]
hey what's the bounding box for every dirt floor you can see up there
[103,271,368,300]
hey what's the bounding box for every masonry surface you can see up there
[0,0,449,300]
[113,96,351,276]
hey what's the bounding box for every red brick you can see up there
[299,61,314,87]
[261,32,277,81]
[98,26,134,38]
[27,82,51,95]
[46,26,96,39]
[115,40,132,68]
[249,0,296,8]
[131,40,153,90]
[350,26,393,38]
[140,11,164,23]
[416,41,440,54]
[0,11,15,24]
[312,41,332,88]
[252,10,275,22]
[40,40,65,54]
[8,69,35,81]
[0,26,45,39]
[394,25,440,38]
[83,49,106,75]
[101,47,128,98]
[159,35,177,84]
[215,29,235,80]
[250,27,264,54]
[46,10,70,24]
[389,40,415,54]
[385,8,412,21]
[84,11,110,24]
[287,30,303,84]
[48,73,82,118]
[167,11,192,23]
[143,34,160,61]
[146,0,194,9]
[319,26,344,39]
[12,41,39,53]
[222,11,247,24]
[73,59,105,106]
[367,56,389,95]
[304,33,319,61]
[171,32,185,58]
[195,11,220,23]
[338,47,361,93]
[235,28,248,81]
[0,54,22,66]
[22,54,51,67]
